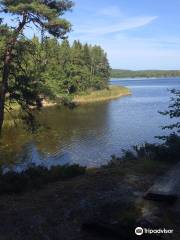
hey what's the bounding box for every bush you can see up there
[106,134,180,167]
[0,164,86,194]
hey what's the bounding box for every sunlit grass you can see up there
[3,85,131,129]
[73,86,131,104]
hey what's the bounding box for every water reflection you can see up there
[0,78,180,170]
[1,103,111,170]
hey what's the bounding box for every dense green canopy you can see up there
[18,36,110,100]
[0,0,110,133]
[0,0,73,38]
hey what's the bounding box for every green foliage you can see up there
[0,0,74,133]
[159,89,180,134]
[1,35,110,110]
[0,0,73,38]
[107,133,180,167]
[28,38,110,98]
[0,164,86,194]
[0,1,110,132]
[111,69,180,78]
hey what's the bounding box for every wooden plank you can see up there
[144,162,180,203]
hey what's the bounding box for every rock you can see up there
[144,192,177,203]
[144,162,180,203]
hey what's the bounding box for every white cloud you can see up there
[75,16,158,36]
[98,6,123,17]
[69,7,180,69]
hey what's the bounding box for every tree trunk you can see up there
[0,93,5,136]
[0,15,27,135]
[0,59,9,135]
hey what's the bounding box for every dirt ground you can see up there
[0,162,180,240]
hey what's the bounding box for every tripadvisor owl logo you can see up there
[135,227,174,236]
[135,227,144,236]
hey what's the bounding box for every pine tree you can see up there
[0,0,73,134]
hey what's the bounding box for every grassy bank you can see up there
[4,86,131,117]
[0,157,171,195]
[1,134,179,195]
[0,164,86,194]
[73,85,131,104]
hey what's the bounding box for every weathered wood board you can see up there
[144,162,180,202]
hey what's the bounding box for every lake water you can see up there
[0,78,180,171]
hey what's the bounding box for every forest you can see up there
[1,1,180,239]
[0,2,110,133]
[0,36,110,101]
[111,69,180,78]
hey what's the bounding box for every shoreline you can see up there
[111,76,180,80]
[4,86,131,128]
[72,85,131,105]
[42,85,131,107]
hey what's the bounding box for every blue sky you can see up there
[64,0,180,70]
[2,0,180,70]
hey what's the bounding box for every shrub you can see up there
[0,164,86,194]
[106,134,180,167]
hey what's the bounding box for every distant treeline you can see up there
[111,69,180,78]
